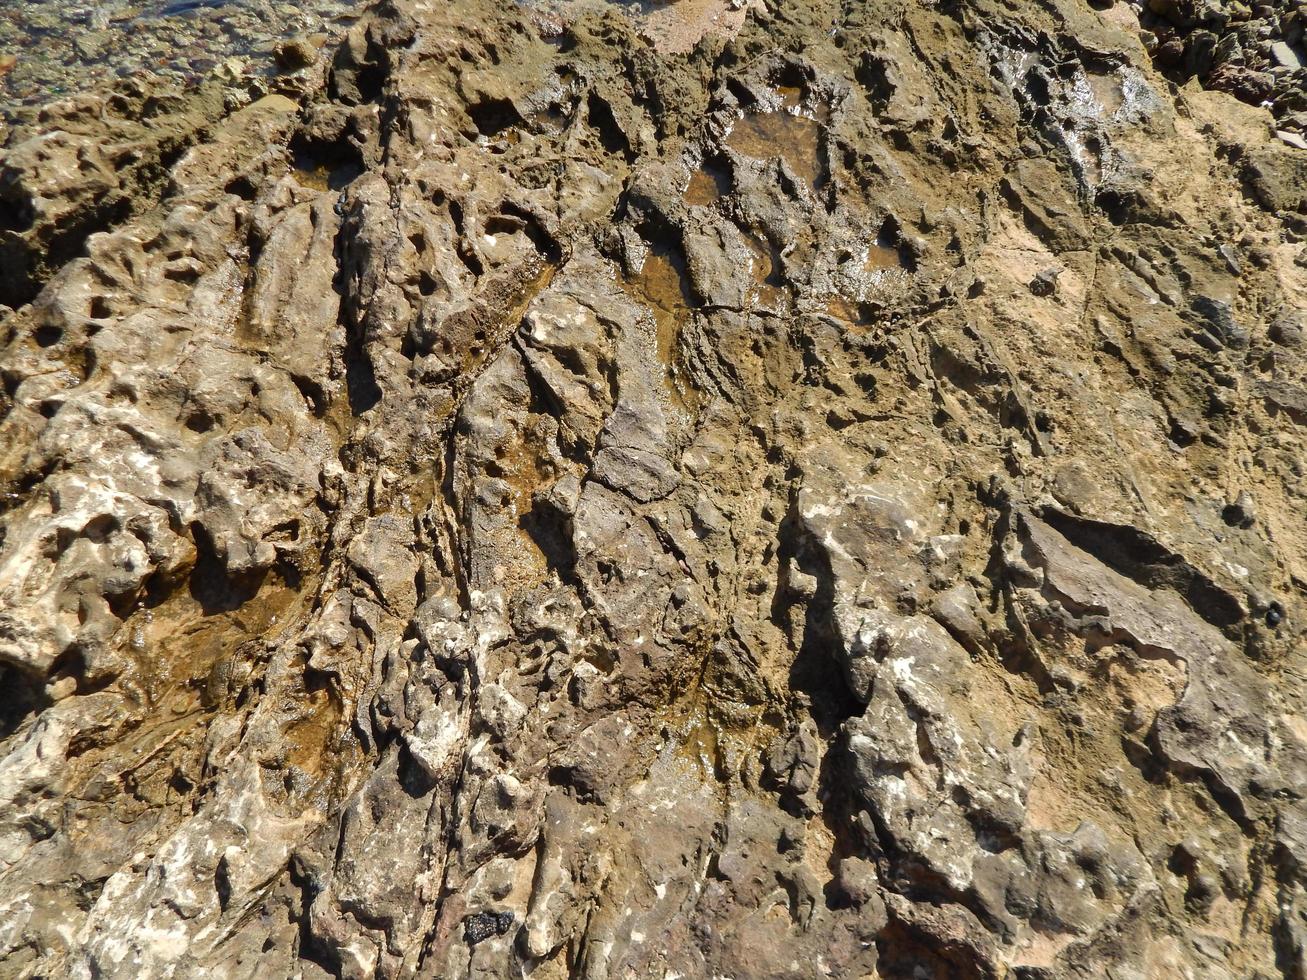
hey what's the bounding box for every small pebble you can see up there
[1029,267,1060,297]
[463,910,515,946]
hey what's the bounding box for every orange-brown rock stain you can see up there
[618,246,701,416]
[683,163,730,207]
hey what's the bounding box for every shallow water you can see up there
[0,0,363,117]
[726,86,829,189]
[618,245,700,415]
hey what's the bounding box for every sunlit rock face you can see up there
[1,0,1305,977]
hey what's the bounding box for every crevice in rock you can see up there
[1039,508,1245,633]
[0,663,50,743]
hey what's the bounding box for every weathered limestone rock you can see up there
[0,0,1305,977]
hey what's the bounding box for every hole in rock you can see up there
[289,134,364,192]
[34,325,62,348]
[467,96,521,138]
[187,522,271,615]
[0,664,50,741]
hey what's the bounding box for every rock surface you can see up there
[0,0,357,115]
[1,0,1306,977]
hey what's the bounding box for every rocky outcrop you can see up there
[1128,0,1307,146]
[0,0,1305,977]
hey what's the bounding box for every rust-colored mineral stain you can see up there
[824,294,864,323]
[619,247,700,414]
[490,434,554,521]
[676,697,725,780]
[661,648,777,789]
[484,426,560,592]
[284,689,342,778]
[132,579,302,709]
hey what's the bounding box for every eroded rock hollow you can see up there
[1,0,1306,976]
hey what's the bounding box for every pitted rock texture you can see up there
[1,0,1306,978]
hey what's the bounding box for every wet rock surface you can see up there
[1,0,1306,977]
[0,0,361,118]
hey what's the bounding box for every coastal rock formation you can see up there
[1,0,1305,976]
